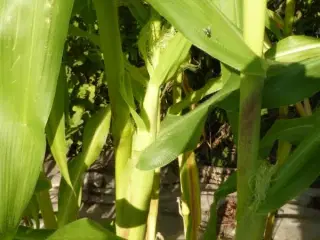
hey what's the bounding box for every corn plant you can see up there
[1,0,320,240]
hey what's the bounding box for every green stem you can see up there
[236,0,267,239]
[173,73,201,239]
[92,0,133,237]
[179,152,201,240]
[36,190,57,229]
[284,0,296,37]
[146,168,160,240]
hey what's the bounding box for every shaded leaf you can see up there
[263,58,320,108]
[14,226,54,240]
[23,195,40,229]
[265,9,284,39]
[257,126,320,214]
[260,113,320,158]
[204,172,236,240]
[58,107,112,226]
[34,172,52,193]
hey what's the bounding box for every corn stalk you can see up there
[236,0,268,239]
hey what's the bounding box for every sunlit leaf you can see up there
[46,66,72,187]
[213,0,243,28]
[0,1,73,237]
[265,35,320,62]
[137,68,240,170]
[145,0,264,75]
[47,218,121,240]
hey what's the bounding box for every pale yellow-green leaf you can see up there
[46,66,72,188]
[0,0,74,237]
[58,106,112,227]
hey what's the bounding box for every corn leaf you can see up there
[46,66,72,187]
[260,113,320,158]
[265,35,320,62]
[220,57,320,113]
[137,68,240,170]
[257,126,320,214]
[172,41,320,115]
[213,0,243,28]
[263,57,320,108]
[47,218,121,240]
[169,63,232,114]
[14,227,54,240]
[127,0,149,25]
[0,0,73,237]
[34,172,52,193]
[58,106,111,226]
[265,9,284,39]
[150,32,192,86]
[145,0,264,75]
[23,195,40,230]
[204,172,237,240]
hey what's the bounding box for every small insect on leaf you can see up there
[203,26,211,38]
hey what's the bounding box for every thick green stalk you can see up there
[236,0,267,239]
[36,190,57,229]
[92,0,133,237]
[284,0,296,37]
[123,83,160,239]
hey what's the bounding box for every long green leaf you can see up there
[169,63,231,114]
[260,113,320,158]
[204,172,237,240]
[263,57,320,108]
[137,68,240,170]
[23,195,40,230]
[257,126,320,214]
[58,107,112,227]
[150,32,192,87]
[265,35,320,62]
[145,0,264,75]
[0,1,73,237]
[14,227,54,240]
[46,66,72,187]
[265,9,284,39]
[47,218,121,240]
[213,0,243,28]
